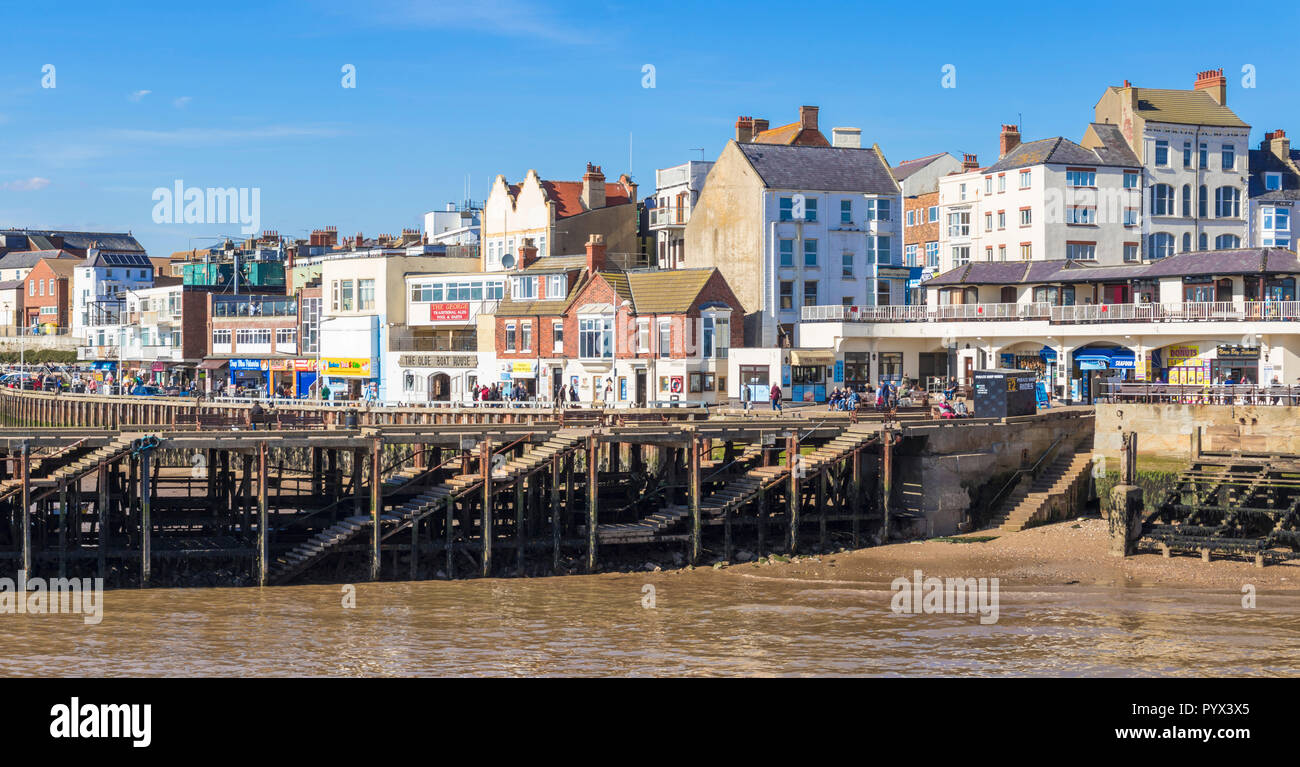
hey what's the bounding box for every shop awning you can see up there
[197,359,229,370]
[790,350,836,366]
[150,362,166,372]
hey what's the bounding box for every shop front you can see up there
[320,357,376,400]
[395,353,478,403]
[229,359,268,397]
[1070,346,1134,404]
[789,349,835,403]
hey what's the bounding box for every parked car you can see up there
[131,385,163,396]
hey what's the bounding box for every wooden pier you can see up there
[0,390,1091,587]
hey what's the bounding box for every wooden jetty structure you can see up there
[0,389,1091,587]
[1143,452,1300,565]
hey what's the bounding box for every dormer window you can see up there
[1265,172,1283,191]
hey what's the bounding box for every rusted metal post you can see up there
[851,448,862,548]
[787,435,799,554]
[97,463,109,580]
[550,455,561,573]
[139,446,151,587]
[481,437,493,577]
[258,440,269,586]
[370,437,382,581]
[586,434,598,572]
[880,428,893,544]
[20,442,31,575]
[689,434,702,565]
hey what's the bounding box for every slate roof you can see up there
[738,143,899,194]
[0,229,146,253]
[520,255,587,273]
[1084,123,1142,167]
[891,153,947,182]
[983,134,1137,174]
[1248,147,1300,201]
[0,279,23,290]
[1113,87,1249,128]
[924,248,1300,286]
[0,249,78,271]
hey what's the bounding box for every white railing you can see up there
[801,302,1050,322]
[803,300,1300,324]
[650,206,691,227]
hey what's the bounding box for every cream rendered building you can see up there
[481,163,639,272]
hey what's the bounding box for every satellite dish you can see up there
[501,253,516,269]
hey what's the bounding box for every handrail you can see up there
[983,433,1068,523]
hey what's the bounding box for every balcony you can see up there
[78,345,118,360]
[802,301,1300,325]
[650,205,691,229]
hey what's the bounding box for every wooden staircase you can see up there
[271,429,590,584]
[30,436,135,489]
[988,450,1094,532]
[597,425,879,544]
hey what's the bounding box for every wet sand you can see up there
[696,517,1300,593]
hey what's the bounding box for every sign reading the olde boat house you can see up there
[397,354,477,368]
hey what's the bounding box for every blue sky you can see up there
[2,0,1297,256]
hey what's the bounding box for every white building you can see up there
[649,160,713,269]
[423,202,481,247]
[935,124,1142,274]
[388,271,505,403]
[1248,129,1299,250]
[74,250,156,367]
[1092,69,1251,257]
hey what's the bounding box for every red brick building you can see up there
[493,235,744,405]
[24,256,79,330]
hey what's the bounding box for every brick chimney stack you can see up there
[799,105,819,132]
[1194,67,1227,105]
[585,234,606,273]
[354,232,364,251]
[519,238,539,270]
[752,118,769,134]
[735,116,755,143]
[581,163,606,211]
[999,124,1021,159]
[962,153,979,171]
[1263,129,1291,160]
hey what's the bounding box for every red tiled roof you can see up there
[752,121,830,147]
[540,181,633,218]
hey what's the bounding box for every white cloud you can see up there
[1,177,52,191]
[128,90,152,102]
[346,0,591,44]
[173,96,192,109]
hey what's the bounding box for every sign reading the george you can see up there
[429,302,471,322]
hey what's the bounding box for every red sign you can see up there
[429,302,470,321]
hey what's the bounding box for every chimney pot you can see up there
[799,105,819,132]
[585,234,606,273]
[581,163,606,210]
[962,153,979,171]
[999,124,1021,159]
[1193,67,1227,105]
[735,116,755,143]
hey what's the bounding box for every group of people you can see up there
[473,382,531,403]
[826,387,861,411]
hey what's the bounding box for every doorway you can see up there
[635,369,647,406]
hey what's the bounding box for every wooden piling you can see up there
[550,455,561,572]
[689,435,701,565]
[370,437,382,581]
[257,441,269,586]
[586,435,598,573]
[481,437,493,578]
[787,435,799,554]
[139,447,151,587]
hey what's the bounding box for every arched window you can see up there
[1149,232,1175,259]
[1215,234,1241,249]
[1182,232,1191,253]
[1214,187,1240,218]
[1199,232,1208,251]
[1181,184,1192,217]
[1152,184,1175,216]
[1198,185,1207,218]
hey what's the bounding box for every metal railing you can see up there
[803,300,1300,324]
[1098,382,1300,405]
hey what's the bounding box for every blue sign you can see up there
[1036,382,1051,408]
[834,360,844,382]
[230,359,261,371]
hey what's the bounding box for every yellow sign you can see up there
[321,358,372,377]
[1166,345,1200,362]
[511,361,535,374]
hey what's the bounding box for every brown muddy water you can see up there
[4,572,1299,676]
